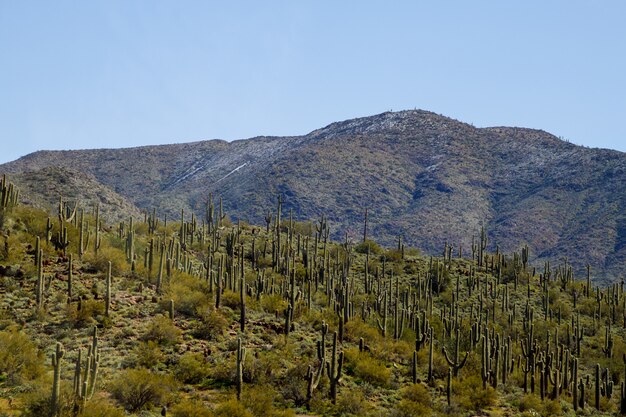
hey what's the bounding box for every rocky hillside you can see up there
[2,110,625,284]
[8,167,142,224]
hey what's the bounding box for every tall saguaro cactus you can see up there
[51,342,65,416]
[236,337,246,400]
[327,331,343,404]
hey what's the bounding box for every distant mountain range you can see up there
[2,110,625,284]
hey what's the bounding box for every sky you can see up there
[1,1,625,164]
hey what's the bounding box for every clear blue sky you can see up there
[1,1,625,164]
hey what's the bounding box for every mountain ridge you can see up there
[2,109,625,284]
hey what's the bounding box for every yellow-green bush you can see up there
[241,385,280,417]
[394,384,434,417]
[170,400,214,417]
[77,398,126,417]
[345,318,382,346]
[453,374,497,411]
[0,326,44,385]
[541,399,562,417]
[143,314,181,345]
[19,381,73,417]
[192,308,229,341]
[130,340,164,369]
[518,394,542,413]
[162,272,211,317]
[65,299,105,328]
[261,293,288,314]
[109,368,177,412]
[83,245,128,276]
[214,399,253,417]
[392,400,432,417]
[354,239,382,254]
[174,352,210,384]
[221,290,241,310]
[345,348,391,387]
[336,389,370,416]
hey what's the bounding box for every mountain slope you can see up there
[9,166,143,223]
[2,110,625,284]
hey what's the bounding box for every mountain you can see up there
[8,166,143,224]
[2,110,625,284]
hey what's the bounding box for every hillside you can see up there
[1,175,626,416]
[2,110,625,284]
[9,167,142,224]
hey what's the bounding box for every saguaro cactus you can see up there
[105,261,112,317]
[236,337,245,400]
[51,342,65,416]
[327,331,343,404]
[442,327,470,377]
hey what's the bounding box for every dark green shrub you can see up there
[354,239,382,255]
[380,248,403,262]
[221,290,241,309]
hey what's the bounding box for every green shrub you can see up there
[454,374,497,411]
[170,399,214,417]
[163,273,211,317]
[541,399,562,417]
[221,290,241,309]
[401,383,431,406]
[143,314,181,345]
[345,318,382,345]
[518,394,541,413]
[261,293,288,314]
[242,385,277,417]
[77,398,126,417]
[0,326,44,385]
[336,389,370,416]
[20,381,73,417]
[110,368,177,412]
[354,239,382,255]
[279,363,310,407]
[174,352,210,384]
[346,349,391,387]
[84,245,127,276]
[380,248,403,262]
[131,341,164,369]
[392,384,433,416]
[65,299,105,328]
[214,399,253,417]
[192,309,229,341]
[392,400,432,417]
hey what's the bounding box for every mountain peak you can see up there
[309,109,466,138]
[2,110,625,284]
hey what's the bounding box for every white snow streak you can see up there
[214,162,249,184]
